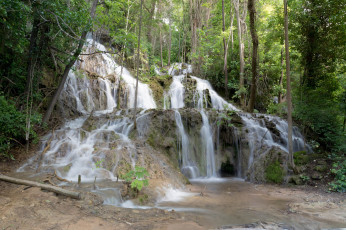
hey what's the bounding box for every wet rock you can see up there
[295,165,306,174]
[203,89,212,108]
[311,172,322,180]
[183,78,197,108]
[247,147,288,183]
[219,221,294,229]
[289,175,303,185]
[314,164,328,172]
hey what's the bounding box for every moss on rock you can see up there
[265,160,284,184]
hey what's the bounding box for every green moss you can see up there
[294,151,309,165]
[63,163,72,173]
[147,132,156,147]
[138,194,149,204]
[314,164,328,172]
[265,161,284,184]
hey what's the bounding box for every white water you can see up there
[191,76,239,111]
[175,111,199,178]
[166,63,309,179]
[61,38,156,113]
[200,110,217,177]
[169,75,186,109]
[18,44,311,210]
[20,38,157,185]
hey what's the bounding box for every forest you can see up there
[0,0,345,228]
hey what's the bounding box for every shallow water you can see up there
[156,178,345,229]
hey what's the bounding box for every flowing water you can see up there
[14,39,329,229]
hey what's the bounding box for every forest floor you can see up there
[0,147,345,230]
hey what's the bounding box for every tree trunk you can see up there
[133,0,144,129]
[0,174,81,199]
[118,0,132,109]
[168,17,172,66]
[284,0,294,168]
[234,0,245,108]
[222,0,229,98]
[247,0,258,112]
[42,0,98,124]
[147,0,157,42]
[159,26,163,68]
[278,46,284,103]
[25,16,40,98]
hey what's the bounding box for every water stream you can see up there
[15,39,320,229]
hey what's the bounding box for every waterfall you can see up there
[169,75,186,109]
[167,63,309,179]
[21,38,157,183]
[200,110,217,177]
[174,110,199,178]
[61,38,157,113]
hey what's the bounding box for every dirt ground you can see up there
[0,148,345,230]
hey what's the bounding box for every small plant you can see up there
[329,160,346,193]
[123,166,149,193]
[300,174,310,182]
[93,159,104,170]
[265,161,284,184]
[294,151,309,165]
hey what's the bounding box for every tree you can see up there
[234,0,245,108]
[247,0,258,112]
[133,0,144,129]
[42,0,98,124]
[222,0,228,98]
[284,0,294,167]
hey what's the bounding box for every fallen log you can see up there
[0,174,81,200]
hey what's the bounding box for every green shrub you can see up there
[265,161,284,184]
[123,166,149,193]
[0,96,41,158]
[294,151,309,165]
[329,159,346,193]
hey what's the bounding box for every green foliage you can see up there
[217,111,234,127]
[94,159,104,169]
[124,166,149,192]
[329,159,346,193]
[0,96,41,158]
[294,151,309,166]
[265,161,284,184]
[300,174,310,182]
[267,102,287,117]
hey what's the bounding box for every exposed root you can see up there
[54,170,72,183]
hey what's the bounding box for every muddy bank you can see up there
[1,176,345,230]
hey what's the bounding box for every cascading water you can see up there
[169,75,186,109]
[19,38,159,205]
[61,37,157,113]
[174,111,199,178]
[165,63,309,179]
[165,65,240,178]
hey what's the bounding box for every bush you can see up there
[0,96,41,158]
[265,161,284,184]
[123,166,149,194]
[294,151,309,165]
[329,159,346,193]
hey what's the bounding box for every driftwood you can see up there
[0,174,81,200]
[54,170,71,183]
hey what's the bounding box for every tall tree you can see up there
[234,0,245,108]
[284,0,294,167]
[42,0,98,124]
[222,0,229,98]
[133,0,144,129]
[168,16,172,66]
[247,0,258,112]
